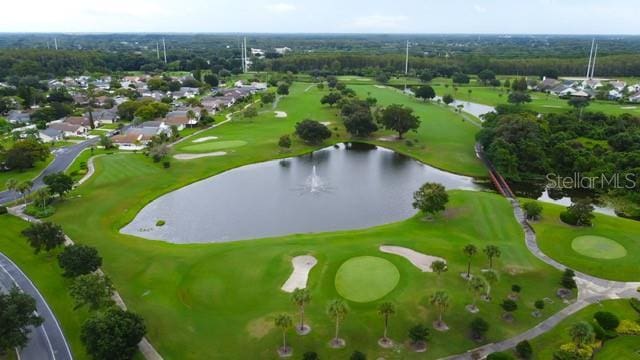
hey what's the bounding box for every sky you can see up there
[2,0,639,34]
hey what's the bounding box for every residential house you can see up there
[38,128,64,143]
[627,84,640,94]
[87,108,118,124]
[72,94,89,106]
[140,90,166,101]
[92,77,111,90]
[536,77,562,92]
[48,79,65,89]
[171,87,199,100]
[48,122,87,137]
[608,89,623,101]
[583,79,603,89]
[250,48,265,57]
[165,110,199,130]
[110,133,151,150]
[64,116,91,127]
[7,110,31,124]
[630,92,640,103]
[610,81,626,92]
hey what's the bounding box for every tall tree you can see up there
[0,289,44,353]
[569,321,595,347]
[430,291,450,328]
[483,245,501,269]
[415,85,436,101]
[274,313,293,355]
[467,276,487,312]
[567,97,590,120]
[58,244,102,277]
[379,104,421,139]
[81,308,146,360]
[430,260,448,282]
[33,187,50,210]
[377,301,396,344]
[482,270,499,300]
[17,180,33,205]
[69,274,115,311]
[291,288,311,334]
[327,299,349,346]
[5,178,18,202]
[463,244,478,278]
[22,221,66,254]
[412,182,449,216]
[43,172,74,198]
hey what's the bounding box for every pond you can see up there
[121,143,482,243]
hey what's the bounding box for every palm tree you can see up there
[17,180,33,205]
[467,276,487,312]
[5,178,18,202]
[430,260,447,278]
[327,299,348,347]
[482,270,499,300]
[430,291,450,329]
[34,188,50,210]
[377,302,396,344]
[291,288,311,334]
[569,321,594,347]
[274,313,293,355]
[463,244,478,279]
[483,245,501,269]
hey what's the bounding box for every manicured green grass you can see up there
[335,256,400,303]
[0,214,90,360]
[571,235,627,260]
[181,140,248,153]
[531,200,640,281]
[351,84,486,177]
[0,155,53,191]
[529,299,640,360]
[50,156,568,360]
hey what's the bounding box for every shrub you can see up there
[486,352,515,360]
[294,119,331,145]
[561,269,577,289]
[470,317,489,340]
[24,204,56,219]
[350,351,366,360]
[523,201,542,220]
[58,244,102,277]
[555,342,596,360]
[630,298,640,314]
[593,311,620,331]
[162,160,171,169]
[515,340,533,359]
[302,352,319,360]
[0,206,7,215]
[156,220,166,227]
[616,319,640,335]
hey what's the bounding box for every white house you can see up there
[630,92,640,103]
[38,128,64,143]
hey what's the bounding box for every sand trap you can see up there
[377,135,398,142]
[173,151,227,160]
[193,136,218,143]
[374,85,387,89]
[621,106,638,110]
[542,105,563,108]
[320,121,332,126]
[379,245,446,272]
[281,255,317,293]
[274,111,287,118]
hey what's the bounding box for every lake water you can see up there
[121,143,482,243]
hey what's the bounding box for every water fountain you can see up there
[306,165,325,193]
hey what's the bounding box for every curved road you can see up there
[0,253,73,360]
[0,137,99,205]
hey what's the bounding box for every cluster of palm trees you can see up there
[273,289,399,357]
[271,243,508,357]
[5,178,34,205]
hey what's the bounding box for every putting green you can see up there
[182,140,247,152]
[335,256,400,303]
[571,235,627,260]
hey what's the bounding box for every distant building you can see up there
[6,110,31,124]
[38,128,64,143]
[274,47,291,55]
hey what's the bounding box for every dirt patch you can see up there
[173,151,227,160]
[246,315,275,339]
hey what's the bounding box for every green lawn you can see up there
[351,84,486,177]
[50,160,569,360]
[529,299,640,360]
[531,200,640,281]
[0,214,90,360]
[0,155,53,191]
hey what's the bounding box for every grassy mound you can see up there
[571,235,627,259]
[335,256,400,303]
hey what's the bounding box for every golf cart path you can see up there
[440,147,640,360]
[8,206,164,360]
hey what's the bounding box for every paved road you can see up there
[0,137,99,205]
[0,253,73,360]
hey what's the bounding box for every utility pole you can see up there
[54,37,58,50]
[586,39,594,80]
[243,37,248,73]
[162,38,168,64]
[156,41,160,60]
[404,40,409,92]
[590,43,598,79]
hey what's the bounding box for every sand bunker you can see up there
[374,85,386,88]
[281,255,318,293]
[621,106,638,110]
[173,151,227,160]
[193,136,219,143]
[377,135,398,142]
[274,111,288,118]
[320,121,332,126]
[380,245,446,272]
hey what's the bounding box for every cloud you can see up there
[474,4,487,13]
[265,2,296,13]
[348,15,409,30]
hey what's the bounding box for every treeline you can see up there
[267,53,640,77]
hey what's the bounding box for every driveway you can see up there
[0,253,73,360]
